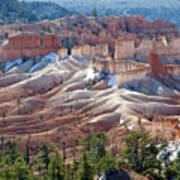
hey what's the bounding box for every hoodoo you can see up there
[148,49,167,74]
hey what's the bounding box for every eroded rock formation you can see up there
[114,35,135,59]
[71,43,109,58]
[0,15,179,61]
[0,34,67,60]
[148,49,167,74]
[0,52,180,156]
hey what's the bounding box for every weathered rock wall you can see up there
[57,48,68,58]
[93,59,148,74]
[114,39,135,59]
[114,37,180,60]
[116,67,151,86]
[115,50,180,87]
[8,35,41,49]
[71,46,84,57]
[166,65,180,76]
[72,44,109,58]
[121,16,179,37]
[0,34,64,60]
[135,38,153,55]
[94,49,180,87]
[0,47,60,60]
[165,38,180,59]
[135,37,180,59]
[42,35,62,48]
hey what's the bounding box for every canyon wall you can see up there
[93,49,180,88]
[93,58,149,74]
[119,16,179,38]
[166,65,180,76]
[116,67,151,86]
[71,43,109,58]
[0,15,178,39]
[135,38,153,55]
[0,47,60,60]
[149,49,180,76]
[8,35,41,48]
[0,15,180,61]
[114,36,135,59]
[41,35,62,49]
[114,40,134,59]
[0,34,66,60]
[114,36,180,60]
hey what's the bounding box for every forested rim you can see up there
[0,0,74,25]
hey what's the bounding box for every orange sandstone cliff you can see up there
[0,34,66,60]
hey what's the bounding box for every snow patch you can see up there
[86,70,117,89]
[29,53,57,73]
[5,58,23,72]
[157,140,180,162]
[89,119,98,123]
[127,124,134,130]
[119,119,125,125]
[86,68,99,80]
[108,75,117,88]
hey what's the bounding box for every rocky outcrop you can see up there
[57,48,68,58]
[135,38,153,55]
[0,15,179,61]
[0,34,66,60]
[119,16,179,38]
[72,43,109,58]
[135,36,180,59]
[0,47,61,61]
[117,67,151,86]
[93,58,149,74]
[148,49,167,74]
[41,35,62,49]
[93,49,180,92]
[114,36,135,59]
[8,35,41,48]
[166,65,180,76]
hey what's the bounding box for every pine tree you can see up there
[0,155,14,180]
[92,7,98,18]
[16,96,21,115]
[121,130,161,174]
[71,160,79,180]
[77,153,94,180]
[0,134,5,161]
[62,141,67,162]
[24,136,30,164]
[12,157,34,180]
[47,149,64,180]
[96,152,117,176]
[3,139,21,164]
[105,10,109,17]
[2,111,6,125]
[37,142,50,171]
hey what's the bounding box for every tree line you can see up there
[0,0,73,25]
[0,130,180,179]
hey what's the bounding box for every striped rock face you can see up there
[0,52,180,156]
